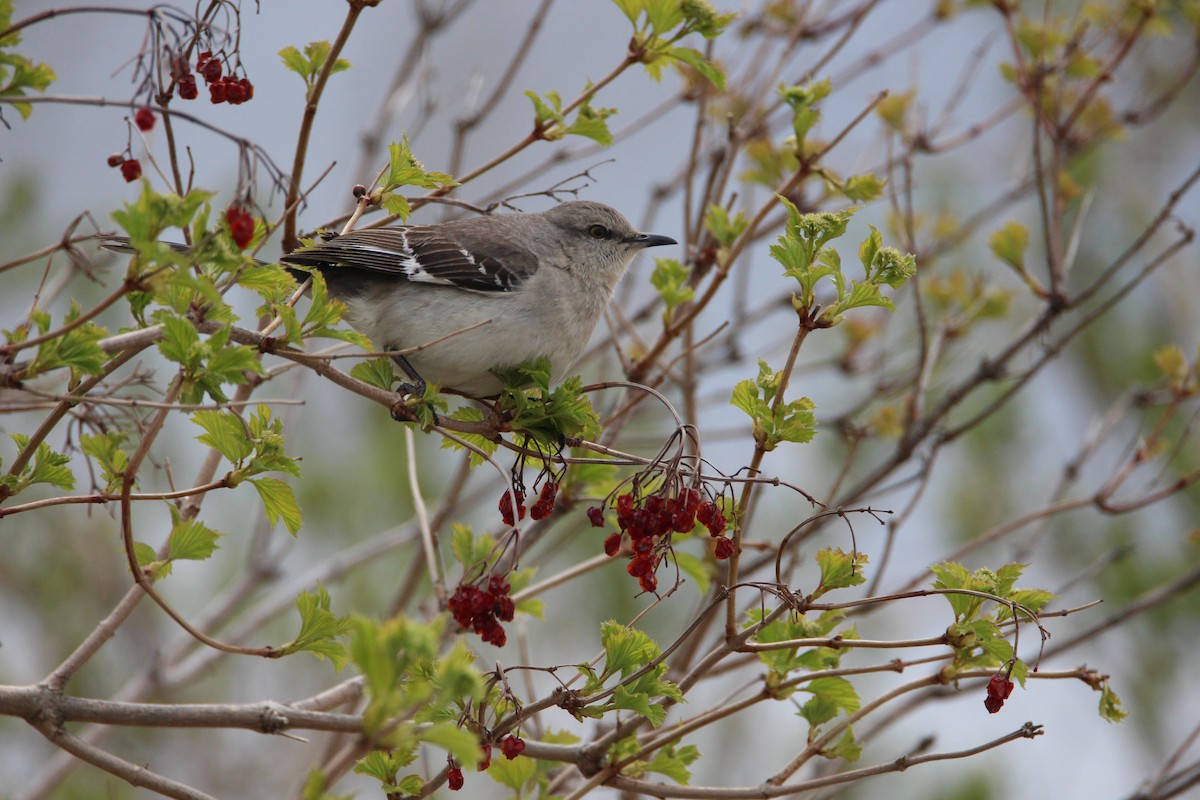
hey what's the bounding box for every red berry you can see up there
[106,153,124,168]
[984,674,1014,713]
[616,493,634,517]
[238,77,254,101]
[178,75,198,100]
[480,619,506,647]
[448,585,481,628]
[639,572,658,593]
[632,535,654,554]
[493,595,515,622]
[119,159,142,182]
[500,735,525,760]
[470,588,490,615]
[225,207,255,250]
[529,481,557,519]
[477,744,492,771]
[225,77,246,104]
[134,107,155,131]
[671,507,696,533]
[209,81,226,103]
[587,506,605,527]
[680,487,702,513]
[626,556,655,578]
[447,765,464,791]
[713,535,735,560]
[199,55,222,83]
[499,489,526,526]
[487,575,510,596]
[603,532,622,556]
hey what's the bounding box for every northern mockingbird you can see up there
[280,201,676,397]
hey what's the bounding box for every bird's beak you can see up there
[630,233,677,248]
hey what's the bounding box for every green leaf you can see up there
[730,360,816,450]
[375,137,458,221]
[611,0,644,26]
[281,585,350,669]
[567,101,617,145]
[516,596,545,618]
[858,225,883,272]
[80,431,128,491]
[0,12,56,120]
[350,357,396,390]
[645,743,700,784]
[813,547,867,597]
[779,79,832,142]
[27,310,108,378]
[612,684,668,727]
[393,774,424,795]
[664,45,725,89]
[827,728,863,762]
[250,476,303,535]
[990,220,1029,271]
[157,312,201,366]
[204,338,266,385]
[5,434,75,494]
[132,541,160,571]
[599,620,659,680]
[449,523,494,570]
[438,406,499,466]
[279,41,351,92]
[730,377,763,419]
[420,721,482,767]
[167,517,221,562]
[494,364,601,445]
[278,45,310,78]
[487,750,537,791]
[799,676,860,727]
[673,550,710,594]
[646,0,684,34]
[192,409,253,465]
[827,280,895,317]
[650,257,694,321]
[842,173,886,202]
[111,183,213,250]
[354,751,401,785]
[1098,681,1128,723]
[704,204,749,247]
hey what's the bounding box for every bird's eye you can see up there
[587,224,610,239]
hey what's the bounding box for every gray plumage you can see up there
[280,201,675,397]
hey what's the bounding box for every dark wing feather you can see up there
[280,225,537,293]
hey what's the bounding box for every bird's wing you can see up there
[280,226,538,293]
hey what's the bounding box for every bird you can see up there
[278,200,676,397]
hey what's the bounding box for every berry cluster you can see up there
[448,575,515,647]
[225,207,255,250]
[498,480,558,526]
[107,153,142,183]
[984,673,1014,714]
[173,51,254,105]
[590,486,734,594]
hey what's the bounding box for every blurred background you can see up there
[2,1,1199,798]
